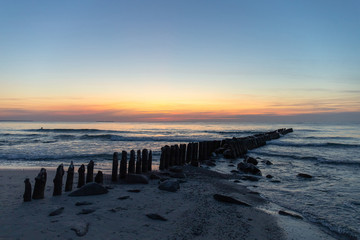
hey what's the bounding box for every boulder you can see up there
[223,149,234,159]
[244,156,258,165]
[237,162,262,176]
[69,183,108,197]
[297,173,312,179]
[158,180,180,192]
[125,174,149,184]
[170,172,186,179]
[239,175,260,181]
[169,166,183,173]
[265,160,273,165]
[266,174,273,179]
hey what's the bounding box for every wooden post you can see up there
[112,152,119,182]
[32,168,47,200]
[198,142,204,161]
[128,150,136,174]
[53,164,64,196]
[180,144,186,165]
[142,149,148,173]
[65,161,74,192]
[95,171,103,184]
[148,150,152,172]
[193,142,198,162]
[77,164,85,188]
[159,147,165,170]
[164,145,170,169]
[186,143,192,164]
[136,150,142,174]
[120,151,127,179]
[86,160,94,183]
[170,145,175,167]
[23,178,32,202]
[174,145,180,165]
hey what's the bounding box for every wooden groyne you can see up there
[23,128,293,201]
[159,128,293,170]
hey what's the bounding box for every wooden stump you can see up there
[186,143,192,164]
[191,143,199,167]
[136,150,142,174]
[23,178,32,202]
[142,149,148,173]
[148,150,152,172]
[199,142,204,161]
[112,152,119,182]
[53,164,65,196]
[86,160,94,183]
[128,150,136,174]
[174,145,180,165]
[170,145,175,167]
[32,168,47,200]
[164,145,170,169]
[95,171,103,184]
[65,161,74,192]
[159,147,165,171]
[180,144,186,165]
[77,164,85,188]
[120,151,127,179]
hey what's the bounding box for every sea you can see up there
[0,121,359,239]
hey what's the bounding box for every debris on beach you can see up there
[49,207,64,216]
[146,213,167,221]
[213,194,251,207]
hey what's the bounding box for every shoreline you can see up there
[0,166,337,240]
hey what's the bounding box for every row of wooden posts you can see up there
[24,128,293,202]
[158,128,293,169]
[111,149,153,182]
[24,148,153,202]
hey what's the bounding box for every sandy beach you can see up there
[0,165,337,240]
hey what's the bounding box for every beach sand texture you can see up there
[0,166,337,240]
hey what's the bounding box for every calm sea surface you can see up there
[0,121,359,238]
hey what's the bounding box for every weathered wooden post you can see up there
[86,160,94,183]
[164,145,170,169]
[65,161,74,192]
[198,142,204,161]
[95,171,103,184]
[112,152,119,182]
[148,150,152,172]
[170,145,175,167]
[53,164,65,196]
[23,178,32,202]
[120,151,127,179]
[136,150,142,174]
[191,142,199,167]
[142,149,148,173]
[175,145,180,165]
[77,164,85,188]
[180,144,186,165]
[32,168,47,200]
[128,150,136,174]
[186,143,192,164]
[159,147,165,170]
[193,142,199,161]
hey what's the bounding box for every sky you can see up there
[0,0,359,122]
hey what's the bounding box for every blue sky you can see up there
[0,0,359,122]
